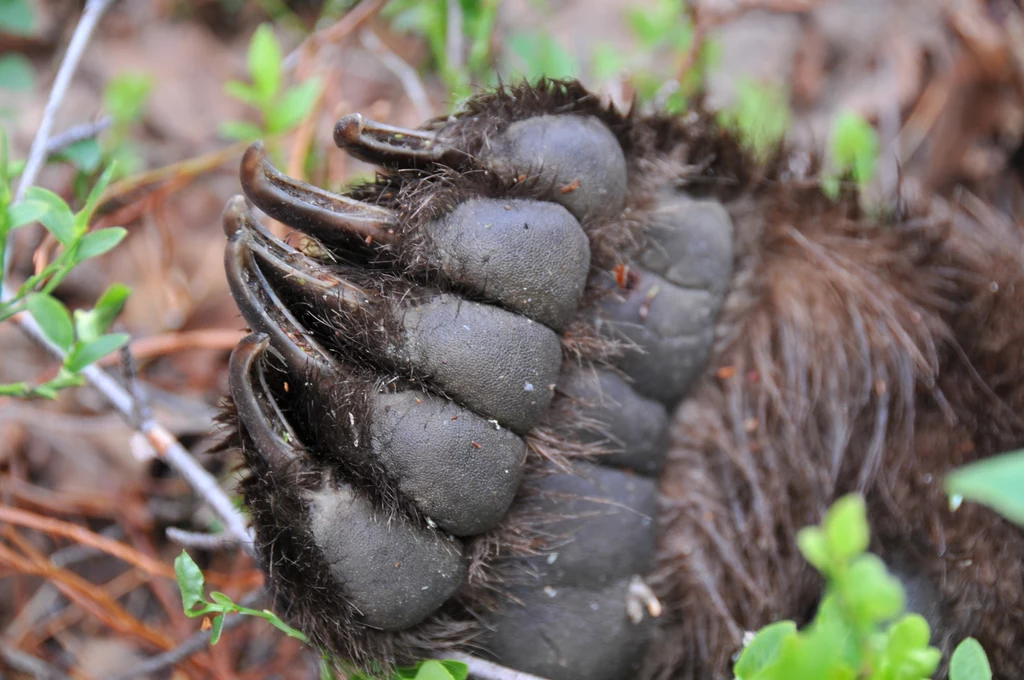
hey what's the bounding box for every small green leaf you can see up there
[248,23,283,101]
[56,138,103,173]
[627,8,666,47]
[174,550,207,613]
[65,332,130,372]
[824,494,869,562]
[24,187,74,245]
[843,554,905,623]
[950,638,992,680]
[733,620,797,679]
[437,661,468,680]
[75,226,127,263]
[885,613,931,659]
[73,282,130,343]
[219,120,264,142]
[209,613,226,645]
[265,78,321,134]
[224,80,261,107]
[945,449,1024,525]
[411,660,456,680]
[592,43,626,81]
[8,199,47,228]
[0,0,34,36]
[76,163,117,234]
[830,111,878,187]
[27,293,74,351]
[103,73,152,126]
[209,591,234,606]
[0,53,34,91]
[796,526,830,573]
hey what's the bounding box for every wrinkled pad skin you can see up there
[369,391,526,536]
[429,198,590,331]
[485,115,628,220]
[599,269,717,405]
[640,197,733,294]
[599,196,734,405]
[484,463,657,680]
[525,462,657,588]
[396,295,563,434]
[310,485,467,630]
[485,580,653,680]
[560,369,670,475]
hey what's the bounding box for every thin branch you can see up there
[282,0,386,73]
[44,116,112,155]
[0,642,74,680]
[108,590,266,680]
[166,527,241,551]
[1,295,255,553]
[359,28,434,121]
[445,653,550,680]
[3,0,117,285]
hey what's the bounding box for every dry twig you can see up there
[360,28,434,121]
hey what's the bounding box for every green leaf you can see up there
[265,78,321,134]
[0,53,34,91]
[438,661,468,680]
[592,43,626,81]
[65,332,130,372]
[0,0,34,36]
[945,449,1024,525]
[506,32,577,82]
[73,282,131,342]
[843,554,905,623]
[75,227,127,263]
[103,73,153,126]
[885,613,931,659]
[55,138,103,173]
[75,163,116,235]
[411,660,455,680]
[174,551,207,613]
[796,526,830,573]
[209,591,234,606]
[733,621,797,679]
[219,120,264,142]
[824,494,869,563]
[830,111,878,186]
[950,638,991,680]
[627,8,666,47]
[224,80,261,107]
[209,613,225,645]
[8,199,47,228]
[248,23,282,101]
[27,293,74,351]
[24,187,74,245]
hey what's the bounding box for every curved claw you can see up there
[240,142,398,246]
[224,222,342,378]
[224,196,372,314]
[333,113,460,167]
[228,333,304,470]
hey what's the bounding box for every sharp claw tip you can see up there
[222,195,249,238]
[241,141,268,177]
[334,113,364,147]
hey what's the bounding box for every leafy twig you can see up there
[1,300,255,551]
[2,0,116,285]
[108,589,267,680]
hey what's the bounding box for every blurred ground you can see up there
[1,0,1022,678]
